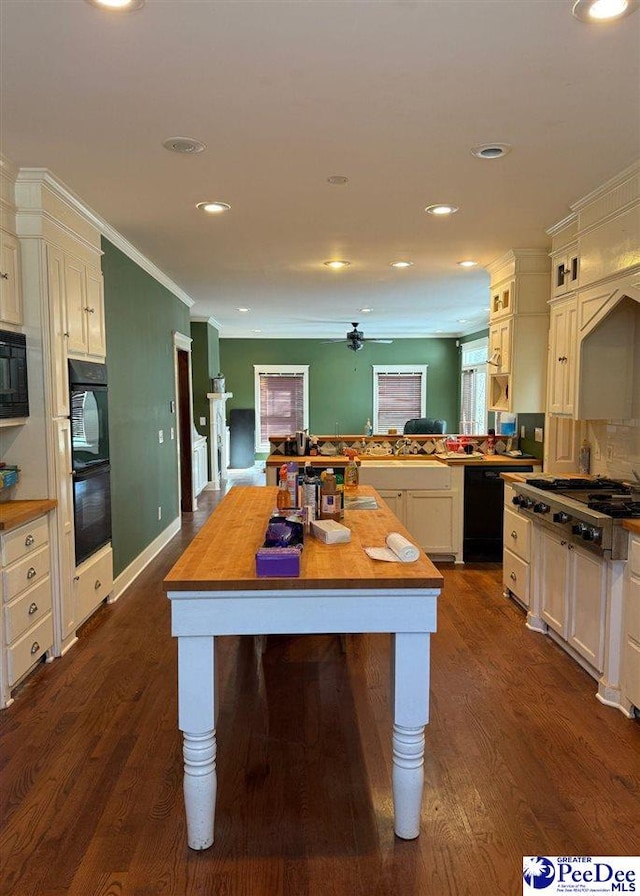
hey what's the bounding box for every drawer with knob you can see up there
[3,545,50,602]
[4,576,52,643]
[6,612,53,687]
[503,507,531,562]
[502,547,530,607]
[75,545,113,626]
[1,516,49,567]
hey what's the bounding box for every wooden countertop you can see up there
[164,485,443,592]
[0,498,58,531]
[266,453,541,468]
[623,519,640,536]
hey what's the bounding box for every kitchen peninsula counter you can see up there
[0,499,57,532]
[164,484,442,849]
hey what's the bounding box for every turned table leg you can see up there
[391,631,430,839]
[178,636,218,849]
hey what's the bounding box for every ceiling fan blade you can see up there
[367,338,393,344]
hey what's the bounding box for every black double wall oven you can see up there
[68,359,112,566]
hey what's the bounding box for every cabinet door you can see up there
[568,546,606,671]
[538,529,569,636]
[64,255,88,355]
[85,265,106,358]
[377,489,405,522]
[47,245,70,417]
[0,229,23,326]
[54,418,76,646]
[548,299,577,416]
[405,490,457,556]
[489,319,512,373]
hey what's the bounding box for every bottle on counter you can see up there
[578,440,591,474]
[303,466,320,519]
[286,461,299,507]
[344,456,359,493]
[365,418,373,436]
[319,468,341,522]
[276,479,292,511]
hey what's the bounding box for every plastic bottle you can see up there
[344,457,359,493]
[319,468,341,521]
[276,479,292,511]
[286,462,299,507]
[578,440,591,475]
[302,466,320,519]
[365,418,373,436]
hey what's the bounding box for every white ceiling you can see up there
[1,0,639,340]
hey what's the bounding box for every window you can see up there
[372,365,427,433]
[254,365,309,452]
[460,338,488,434]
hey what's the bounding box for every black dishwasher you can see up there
[463,464,534,562]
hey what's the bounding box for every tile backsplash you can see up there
[586,419,640,480]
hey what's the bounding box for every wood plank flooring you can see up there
[1,485,639,896]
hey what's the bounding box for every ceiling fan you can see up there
[322,323,393,352]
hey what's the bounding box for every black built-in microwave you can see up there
[0,329,29,419]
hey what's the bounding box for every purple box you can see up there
[255,546,301,577]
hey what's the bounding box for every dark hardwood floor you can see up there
[1,481,639,896]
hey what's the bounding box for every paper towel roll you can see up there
[386,532,420,562]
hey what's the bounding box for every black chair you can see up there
[403,417,447,435]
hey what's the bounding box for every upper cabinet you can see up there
[486,250,550,414]
[546,162,640,423]
[64,255,106,359]
[0,158,23,328]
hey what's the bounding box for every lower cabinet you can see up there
[193,434,208,499]
[74,544,113,629]
[623,532,640,711]
[502,501,531,607]
[377,487,460,559]
[535,528,607,672]
[1,514,55,707]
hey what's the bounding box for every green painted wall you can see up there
[219,337,460,437]
[101,239,190,577]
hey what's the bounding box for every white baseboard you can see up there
[111,516,182,601]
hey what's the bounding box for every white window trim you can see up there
[372,364,427,433]
[254,364,309,453]
[460,337,488,434]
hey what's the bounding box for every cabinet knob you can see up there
[94,579,101,590]
[0,271,9,280]
[84,306,95,314]
[28,602,38,615]
[30,641,40,655]
[25,534,35,547]
[511,530,518,539]
[510,572,517,581]
[27,566,37,580]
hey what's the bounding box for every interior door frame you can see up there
[173,331,196,513]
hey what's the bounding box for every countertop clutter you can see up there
[0,499,58,532]
[266,453,540,468]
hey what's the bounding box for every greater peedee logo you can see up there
[523,856,639,894]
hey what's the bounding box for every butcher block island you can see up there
[164,484,442,850]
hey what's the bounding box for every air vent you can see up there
[471,143,512,160]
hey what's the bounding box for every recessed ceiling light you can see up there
[359,307,372,313]
[85,0,144,9]
[327,175,349,185]
[196,201,231,214]
[323,260,351,269]
[457,260,478,268]
[425,204,459,216]
[458,319,468,324]
[572,0,638,20]
[471,143,512,160]
[252,329,262,333]
[163,136,207,154]
[390,261,413,268]
[237,307,250,313]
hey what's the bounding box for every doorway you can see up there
[173,331,195,514]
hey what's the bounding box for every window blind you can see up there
[258,373,304,441]
[376,372,424,432]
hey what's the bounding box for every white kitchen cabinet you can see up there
[0,229,23,326]
[623,532,640,712]
[502,503,531,608]
[73,544,113,629]
[551,245,579,300]
[65,255,106,360]
[193,433,208,498]
[547,296,578,417]
[376,486,460,560]
[536,528,607,672]
[1,515,55,706]
[52,417,76,652]
[486,250,550,415]
[47,244,70,418]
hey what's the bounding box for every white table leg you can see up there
[178,636,218,850]
[391,631,430,839]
